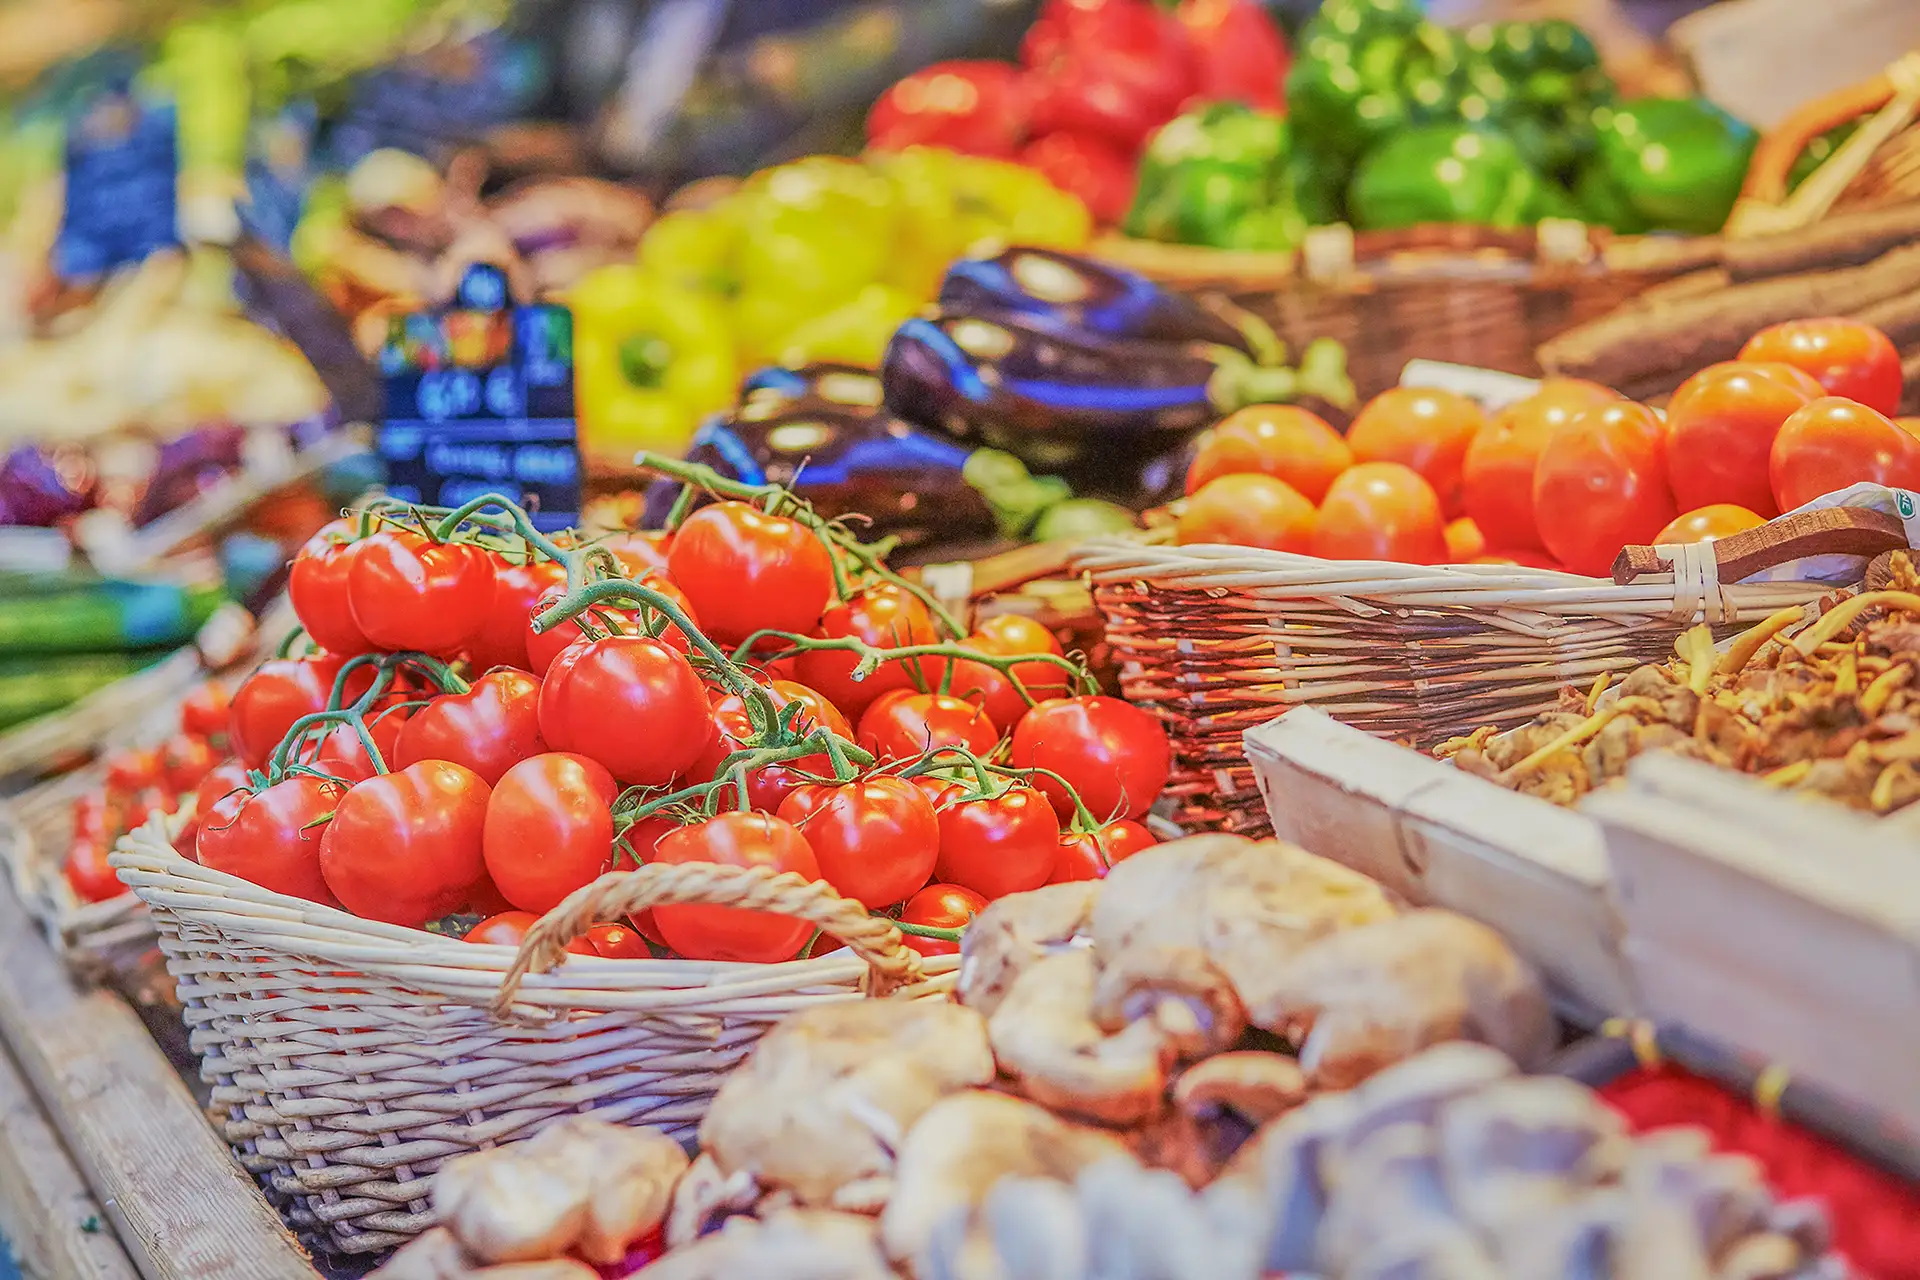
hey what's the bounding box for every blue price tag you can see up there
[378,265,580,529]
[54,88,179,281]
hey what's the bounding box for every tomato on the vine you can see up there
[667,501,836,645]
[582,922,650,958]
[1532,401,1676,577]
[524,573,701,676]
[777,775,939,909]
[320,761,491,926]
[346,529,498,656]
[482,752,618,913]
[159,733,220,794]
[1049,819,1158,882]
[1664,362,1819,517]
[947,615,1072,731]
[197,774,346,906]
[1769,396,1920,511]
[228,654,368,769]
[794,583,944,720]
[465,910,595,955]
[648,812,820,963]
[1009,696,1170,823]
[177,681,232,740]
[932,783,1059,899]
[394,669,545,786]
[1740,318,1903,415]
[603,531,672,579]
[857,691,998,762]
[692,680,852,812]
[192,760,252,823]
[618,811,680,946]
[288,521,374,656]
[539,636,713,785]
[468,559,566,672]
[307,710,412,783]
[897,883,988,958]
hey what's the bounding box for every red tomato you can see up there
[932,784,1060,899]
[394,669,545,786]
[1533,401,1677,577]
[288,521,374,656]
[71,793,109,841]
[1654,504,1766,545]
[177,681,232,740]
[122,786,175,832]
[602,530,672,578]
[666,501,836,645]
[1010,695,1170,823]
[1443,517,1486,563]
[228,654,367,770]
[947,616,1072,731]
[582,922,650,958]
[1187,405,1353,503]
[524,574,701,676]
[196,775,345,906]
[482,752,618,913]
[648,812,820,963]
[467,559,566,671]
[868,60,1032,158]
[104,748,161,794]
[1471,549,1567,570]
[618,812,680,946]
[1177,473,1316,552]
[692,680,854,812]
[1049,819,1159,882]
[460,876,519,918]
[1460,378,1618,552]
[897,883,988,958]
[1346,387,1486,516]
[464,910,595,955]
[1769,396,1920,512]
[192,760,251,822]
[1740,318,1903,415]
[158,733,219,794]
[793,584,944,721]
[1310,462,1449,564]
[538,636,714,785]
[305,709,412,783]
[320,761,491,926]
[346,530,498,656]
[1664,362,1820,517]
[857,691,998,762]
[64,836,123,903]
[777,776,939,909]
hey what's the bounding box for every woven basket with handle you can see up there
[109,821,956,1258]
[1072,509,1901,835]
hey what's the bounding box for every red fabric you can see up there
[1598,1065,1920,1280]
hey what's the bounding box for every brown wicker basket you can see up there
[110,821,956,1258]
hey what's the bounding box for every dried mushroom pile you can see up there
[372,835,1835,1280]
[1441,558,1920,814]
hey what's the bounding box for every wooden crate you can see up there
[1243,707,1637,1017]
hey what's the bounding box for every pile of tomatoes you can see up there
[188,491,1172,965]
[1180,317,1913,578]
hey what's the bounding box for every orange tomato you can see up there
[1472,548,1568,570]
[1178,473,1316,552]
[1769,396,1920,511]
[1740,318,1903,415]
[1654,504,1766,544]
[1310,462,1448,563]
[1460,379,1617,550]
[1443,516,1486,562]
[1532,401,1677,577]
[1346,387,1487,517]
[1187,405,1353,503]
[1664,362,1819,518]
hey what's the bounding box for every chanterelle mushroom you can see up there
[371,1228,598,1280]
[639,1209,898,1280]
[700,999,995,1211]
[957,881,1101,1018]
[433,1118,687,1266]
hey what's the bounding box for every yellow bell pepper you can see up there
[773,283,921,370]
[567,264,738,458]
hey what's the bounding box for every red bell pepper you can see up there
[1173,0,1290,112]
[1023,0,1196,151]
[865,60,1032,157]
[1018,131,1137,224]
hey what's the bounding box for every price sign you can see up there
[54,86,180,281]
[377,264,579,530]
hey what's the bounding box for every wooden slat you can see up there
[0,875,315,1280]
[0,1037,139,1280]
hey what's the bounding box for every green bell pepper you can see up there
[1347,124,1543,231]
[1576,97,1758,235]
[1460,19,1616,180]
[1126,103,1300,249]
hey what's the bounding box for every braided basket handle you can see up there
[491,862,925,1015]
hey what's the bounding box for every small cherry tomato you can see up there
[1188,405,1353,503]
[394,669,546,786]
[947,616,1073,731]
[159,733,220,794]
[582,922,651,958]
[467,559,566,672]
[794,584,945,721]
[463,911,596,955]
[1769,396,1920,512]
[1049,819,1158,882]
[603,530,672,578]
[1311,461,1449,564]
[1178,473,1317,552]
[64,836,124,903]
[897,883,988,958]
[1009,695,1171,823]
[228,654,369,770]
[666,501,836,645]
[197,774,345,906]
[346,529,498,656]
[932,783,1060,899]
[177,681,232,740]
[288,521,374,656]
[857,691,998,762]
[524,573,701,676]
[539,636,714,785]
[648,812,821,963]
[320,761,491,926]
[1460,378,1618,552]
[1740,318,1903,415]
[1346,386,1487,517]
[1533,401,1676,577]
[482,753,618,913]
[1443,517,1486,562]
[1653,504,1766,545]
[778,775,940,909]
[1665,362,1820,517]
[303,709,412,783]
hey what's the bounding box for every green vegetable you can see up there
[962,449,1071,540]
[1032,499,1138,543]
[0,581,225,656]
[1576,97,1758,235]
[0,653,169,732]
[1126,104,1309,250]
[1789,120,1861,193]
[1348,125,1542,231]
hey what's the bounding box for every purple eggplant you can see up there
[939,248,1257,353]
[0,447,97,527]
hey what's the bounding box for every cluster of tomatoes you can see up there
[63,681,234,904]
[1179,317,1912,578]
[190,492,1172,964]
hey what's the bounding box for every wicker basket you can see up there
[1074,538,1834,836]
[110,821,958,1258]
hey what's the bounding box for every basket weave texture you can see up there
[1076,540,1830,835]
[110,823,957,1258]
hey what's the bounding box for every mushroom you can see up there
[372,1228,599,1280]
[699,1000,995,1211]
[665,1151,761,1250]
[1173,1053,1309,1127]
[956,881,1100,1018]
[640,1209,898,1280]
[433,1118,687,1266]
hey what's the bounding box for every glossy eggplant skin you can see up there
[938,248,1255,354]
[643,364,997,546]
